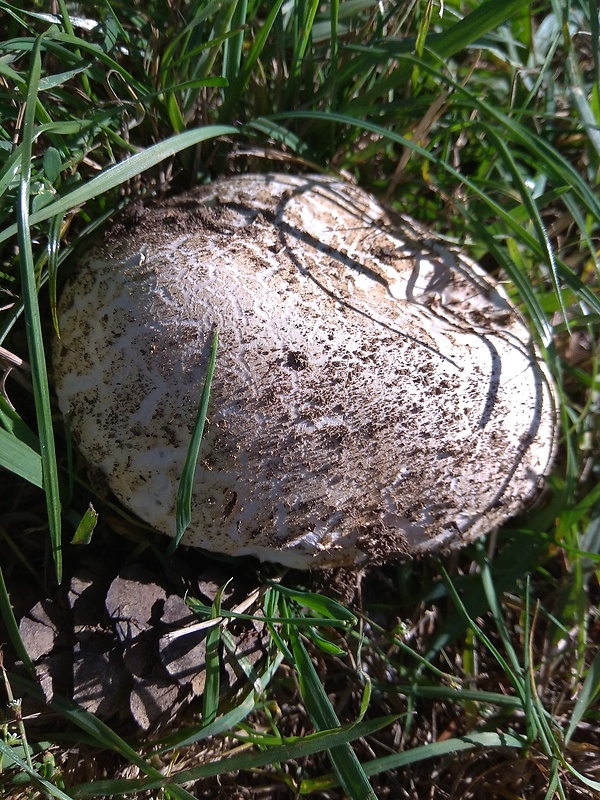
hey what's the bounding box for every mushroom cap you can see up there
[53,173,557,568]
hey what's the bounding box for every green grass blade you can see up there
[7,673,197,800]
[427,0,534,61]
[478,554,527,678]
[339,0,534,105]
[0,395,39,452]
[0,566,35,675]
[271,582,357,624]
[202,621,222,725]
[301,731,526,793]
[293,0,320,68]
[327,0,339,108]
[0,740,74,799]
[70,716,397,796]
[564,643,600,745]
[289,627,377,800]
[0,427,42,488]
[481,125,566,322]
[218,0,285,121]
[439,565,526,705]
[0,125,238,247]
[222,0,248,84]
[202,580,228,725]
[155,650,284,752]
[47,212,63,336]
[17,35,62,581]
[171,327,218,551]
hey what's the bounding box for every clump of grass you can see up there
[0,1,599,798]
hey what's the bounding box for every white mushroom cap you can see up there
[53,173,557,568]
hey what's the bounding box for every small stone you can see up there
[18,602,59,662]
[130,676,181,730]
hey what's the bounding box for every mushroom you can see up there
[53,173,557,568]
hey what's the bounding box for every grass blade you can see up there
[289,626,377,800]
[0,125,238,247]
[70,716,396,796]
[7,673,197,800]
[222,0,248,84]
[0,740,74,800]
[302,731,526,793]
[564,643,600,745]
[0,567,35,675]
[171,327,219,550]
[17,35,62,581]
[0,427,42,488]
[481,125,566,323]
[218,0,285,121]
[339,0,534,104]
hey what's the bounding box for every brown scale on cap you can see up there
[53,173,557,568]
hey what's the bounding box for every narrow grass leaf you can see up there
[427,0,534,60]
[244,117,311,153]
[562,760,600,793]
[188,594,356,628]
[222,0,248,84]
[202,621,222,725]
[0,741,74,800]
[340,0,534,104]
[38,66,90,92]
[327,0,339,108]
[171,327,218,551]
[218,0,285,121]
[289,627,377,800]
[306,626,347,656]
[271,582,357,624]
[481,125,565,321]
[71,716,397,796]
[0,427,42,488]
[0,567,35,675]
[564,643,600,745]
[0,396,39,452]
[47,213,63,336]
[439,565,526,705]
[479,554,525,677]
[357,675,372,723]
[202,580,229,725]
[264,588,294,662]
[523,579,544,746]
[301,731,526,793]
[220,627,267,693]
[0,126,238,246]
[17,35,62,581]
[155,651,284,753]
[189,1,240,81]
[293,0,320,68]
[0,147,22,197]
[7,673,196,800]
[390,683,524,709]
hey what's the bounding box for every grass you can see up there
[0,0,599,797]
